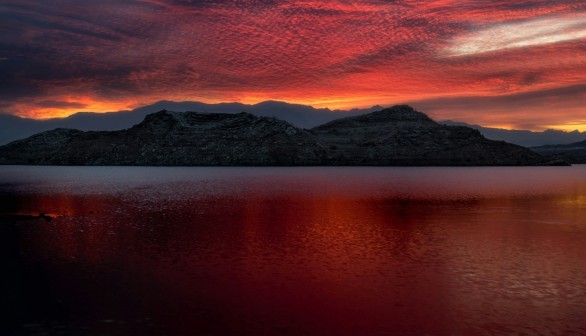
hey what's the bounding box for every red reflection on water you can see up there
[3,181,586,335]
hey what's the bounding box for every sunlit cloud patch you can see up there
[446,13,586,56]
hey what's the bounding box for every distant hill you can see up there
[0,105,558,166]
[1,100,583,147]
[531,140,586,164]
[440,121,586,147]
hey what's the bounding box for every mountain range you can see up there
[1,101,584,147]
[441,121,586,147]
[531,140,586,164]
[0,105,559,166]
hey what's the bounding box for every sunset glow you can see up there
[1,0,585,130]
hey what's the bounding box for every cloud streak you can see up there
[446,13,586,56]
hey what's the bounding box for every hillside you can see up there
[0,106,560,166]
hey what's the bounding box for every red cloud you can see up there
[1,0,585,130]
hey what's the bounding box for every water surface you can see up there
[2,166,586,335]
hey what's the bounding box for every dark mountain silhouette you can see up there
[2,100,582,147]
[531,140,586,164]
[0,105,559,166]
[0,101,378,145]
[441,120,586,147]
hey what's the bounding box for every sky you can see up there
[1,0,585,130]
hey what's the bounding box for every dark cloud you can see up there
[410,84,586,129]
[413,84,586,109]
[0,56,46,99]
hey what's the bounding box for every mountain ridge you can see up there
[440,120,586,147]
[531,139,586,164]
[0,105,560,166]
[2,100,584,147]
[0,100,377,145]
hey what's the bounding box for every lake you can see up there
[2,166,586,335]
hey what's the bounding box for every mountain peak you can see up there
[132,110,306,137]
[135,110,250,130]
[370,105,432,122]
[314,105,433,130]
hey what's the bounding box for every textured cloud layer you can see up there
[1,0,585,130]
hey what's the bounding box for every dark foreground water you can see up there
[1,166,586,335]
